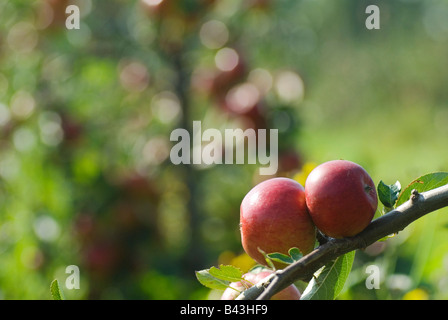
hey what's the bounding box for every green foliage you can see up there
[396,172,448,207]
[208,265,244,283]
[195,265,244,291]
[377,172,448,216]
[265,247,303,266]
[377,180,401,211]
[300,251,355,300]
[50,279,65,301]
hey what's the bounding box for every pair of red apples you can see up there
[240,159,378,267]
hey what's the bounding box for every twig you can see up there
[236,183,448,300]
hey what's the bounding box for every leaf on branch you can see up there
[266,252,294,265]
[300,251,355,300]
[50,279,65,300]
[288,247,303,261]
[264,247,304,267]
[195,265,244,290]
[396,172,448,207]
[377,180,401,210]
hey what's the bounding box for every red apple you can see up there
[221,269,301,300]
[240,178,316,267]
[304,160,378,238]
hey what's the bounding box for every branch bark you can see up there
[237,183,448,300]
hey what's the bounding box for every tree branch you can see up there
[236,183,448,300]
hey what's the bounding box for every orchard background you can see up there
[0,0,448,300]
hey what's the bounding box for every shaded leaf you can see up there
[288,247,303,261]
[266,252,294,265]
[377,180,401,209]
[300,251,355,300]
[265,247,304,267]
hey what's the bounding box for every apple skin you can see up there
[304,160,378,238]
[240,178,316,267]
[221,270,301,300]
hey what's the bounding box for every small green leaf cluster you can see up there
[263,247,303,267]
[378,172,448,211]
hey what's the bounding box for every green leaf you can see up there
[288,247,303,261]
[265,247,304,267]
[396,172,448,207]
[50,279,65,300]
[208,265,243,283]
[248,264,267,273]
[257,248,276,269]
[195,265,245,291]
[266,252,294,265]
[300,251,355,300]
[377,180,401,209]
[195,269,231,290]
